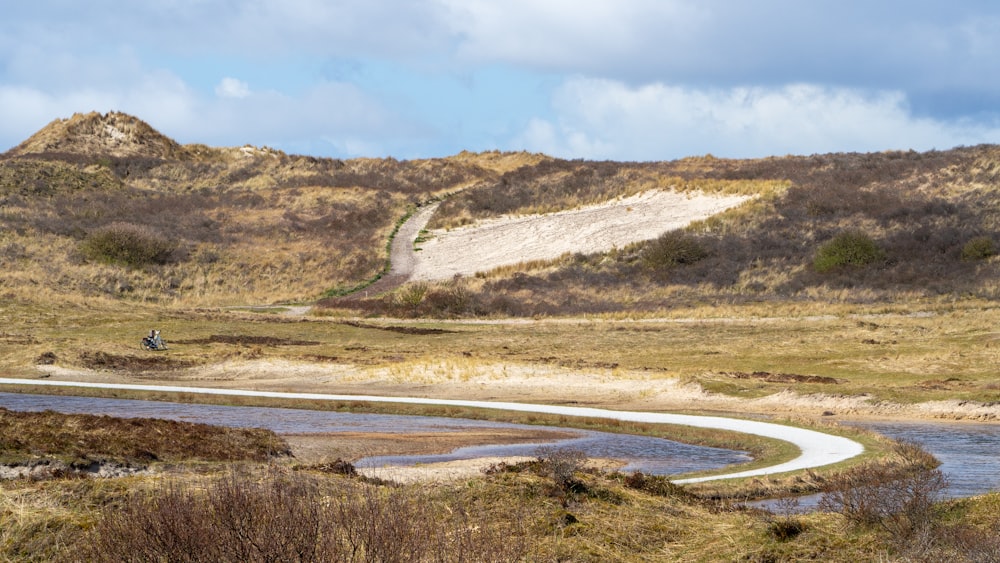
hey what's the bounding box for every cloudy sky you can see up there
[2,1,1000,161]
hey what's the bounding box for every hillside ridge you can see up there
[7,111,184,159]
[0,111,997,312]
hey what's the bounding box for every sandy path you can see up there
[412,190,751,281]
[0,378,864,484]
[329,202,440,300]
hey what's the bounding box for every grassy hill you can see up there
[3,112,996,315]
[0,112,523,306]
[331,148,1000,317]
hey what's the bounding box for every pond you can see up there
[844,420,1000,499]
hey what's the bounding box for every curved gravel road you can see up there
[0,378,863,483]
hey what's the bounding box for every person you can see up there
[142,329,166,350]
[152,330,165,349]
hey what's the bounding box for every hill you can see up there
[1,112,998,313]
[326,148,1000,316]
[0,112,521,306]
[8,111,183,159]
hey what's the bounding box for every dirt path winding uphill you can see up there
[335,203,440,300]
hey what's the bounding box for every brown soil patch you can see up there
[174,335,321,346]
[0,408,289,464]
[724,371,842,385]
[78,351,196,372]
[338,321,454,335]
[916,378,973,391]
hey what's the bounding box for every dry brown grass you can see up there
[5,453,965,562]
[0,408,290,465]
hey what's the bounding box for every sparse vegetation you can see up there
[819,441,945,541]
[86,466,528,563]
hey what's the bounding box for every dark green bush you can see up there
[813,231,885,273]
[641,231,709,270]
[961,236,997,261]
[81,222,175,267]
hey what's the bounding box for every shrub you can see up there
[621,471,688,498]
[818,441,946,543]
[813,230,885,273]
[393,282,428,314]
[536,447,588,492]
[80,222,175,267]
[961,235,997,261]
[641,231,709,270]
[87,467,527,562]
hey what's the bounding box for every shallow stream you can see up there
[2,393,997,499]
[0,392,748,476]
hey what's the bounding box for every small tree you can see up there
[813,230,885,273]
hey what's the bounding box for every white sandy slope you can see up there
[411,190,751,281]
[0,378,863,484]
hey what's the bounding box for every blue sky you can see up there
[2,1,1000,161]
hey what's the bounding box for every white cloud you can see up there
[215,78,251,99]
[516,78,1000,160]
[441,0,705,70]
[0,67,427,158]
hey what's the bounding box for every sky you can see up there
[2,1,1000,161]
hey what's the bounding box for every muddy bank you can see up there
[284,427,578,464]
[0,460,150,480]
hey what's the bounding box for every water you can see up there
[6,392,996,495]
[752,420,1000,512]
[846,420,1000,498]
[0,392,748,476]
[355,430,751,475]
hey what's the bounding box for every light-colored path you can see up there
[388,202,441,279]
[0,378,863,483]
[334,202,441,300]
